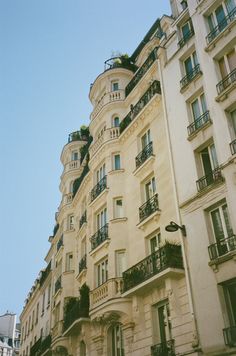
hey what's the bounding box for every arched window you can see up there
[113,117,120,127]
[80,340,86,356]
[108,324,125,356]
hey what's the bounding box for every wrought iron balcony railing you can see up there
[180,64,201,89]
[187,111,211,136]
[55,276,62,294]
[216,68,236,95]
[206,7,236,44]
[135,142,153,168]
[79,254,87,274]
[57,236,63,252]
[139,194,159,222]
[125,48,158,97]
[223,326,236,347]
[230,139,236,155]
[104,56,137,72]
[151,340,175,356]
[120,81,161,134]
[208,235,236,260]
[178,28,194,48]
[90,176,107,202]
[123,243,184,292]
[79,210,87,228]
[90,224,109,251]
[196,168,223,192]
[68,130,88,143]
[63,298,89,332]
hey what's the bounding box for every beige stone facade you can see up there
[20,1,236,355]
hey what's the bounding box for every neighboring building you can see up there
[19,1,236,356]
[0,313,21,355]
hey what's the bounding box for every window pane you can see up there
[191,99,201,120]
[227,50,236,72]
[182,22,190,37]
[215,5,226,26]
[208,14,215,31]
[219,57,228,78]
[200,93,207,113]
[231,109,236,136]
[185,57,193,74]
[225,0,235,13]
[114,154,121,170]
[114,117,120,127]
[222,204,234,237]
[211,209,225,241]
[209,144,219,169]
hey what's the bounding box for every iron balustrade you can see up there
[216,68,236,94]
[206,7,236,44]
[123,243,183,292]
[90,224,109,251]
[187,111,211,136]
[55,276,62,294]
[79,211,87,228]
[57,236,63,252]
[208,235,236,260]
[135,142,153,168]
[151,340,175,356]
[230,139,236,155]
[223,326,236,347]
[90,176,107,202]
[68,130,88,143]
[178,28,194,48]
[120,81,161,134]
[139,194,159,222]
[125,48,158,97]
[79,254,87,274]
[196,168,223,191]
[104,56,137,72]
[180,64,201,89]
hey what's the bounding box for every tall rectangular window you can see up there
[149,232,161,254]
[96,258,108,287]
[114,198,124,219]
[191,93,207,121]
[145,177,156,201]
[65,253,73,271]
[42,292,45,315]
[115,251,126,277]
[97,208,107,229]
[152,300,172,345]
[47,284,51,306]
[96,163,106,183]
[184,51,198,75]
[36,303,39,324]
[141,129,151,149]
[68,215,74,230]
[113,154,121,170]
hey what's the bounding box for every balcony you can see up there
[208,235,236,260]
[135,142,153,169]
[123,243,184,293]
[206,7,236,44]
[120,80,161,134]
[90,278,123,310]
[125,48,158,97]
[89,127,120,157]
[180,64,202,90]
[104,55,137,73]
[151,340,175,356]
[139,194,159,223]
[91,90,125,121]
[216,68,236,95]
[79,254,87,274]
[187,111,211,136]
[223,326,236,347]
[57,236,63,252]
[55,276,62,294]
[178,28,194,48]
[90,224,109,251]
[230,139,236,155]
[41,334,52,354]
[68,130,88,143]
[63,287,90,334]
[196,168,223,192]
[90,176,107,202]
[79,211,87,229]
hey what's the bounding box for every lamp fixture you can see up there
[165,221,186,236]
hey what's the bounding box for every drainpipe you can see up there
[157,51,201,351]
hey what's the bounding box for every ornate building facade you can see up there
[20,0,236,355]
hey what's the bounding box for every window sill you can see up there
[133,155,155,177]
[76,268,87,282]
[89,239,110,257]
[110,217,127,224]
[180,71,203,94]
[89,188,109,206]
[108,169,125,175]
[205,17,236,53]
[215,81,236,103]
[137,209,161,230]
[209,249,236,271]
[187,119,212,141]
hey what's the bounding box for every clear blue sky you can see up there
[0,1,171,318]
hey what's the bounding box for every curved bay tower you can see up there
[20,1,236,355]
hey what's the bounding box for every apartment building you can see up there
[20,1,236,355]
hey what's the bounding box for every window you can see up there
[35,303,39,324]
[218,49,236,79]
[152,300,172,345]
[199,143,219,179]
[145,177,156,201]
[112,81,119,91]
[184,51,198,76]
[97,207,107,229]
[141,129,151,149]
[113,154,121,170]
[71,150,78,161]
[181,20,192,38]
[96,258,108,287]
[81,238,87,257]
[42,292,45,315]
[191,93,207,122]
[229,109,236,138]
[68,215,74,230]
[47,284,51,306]
[108,324,125,356]
[96,163,106,183]
[65,253,73,271]
[113,116,120,127]
[221,278,236,346]
[114,198,124,219]
[115,251,126,277]
[149,232,161,254]
[207,1,236,34]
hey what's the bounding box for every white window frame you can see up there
[113,153,121,170]
[96,258,108,287]
[113,198,124,219]
[144,176,156,201]
[115,250,126,278]
[96,207,107,230]
[96,163,106,183]
[65,253,73,272]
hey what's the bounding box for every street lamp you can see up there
[165,221,186,236]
